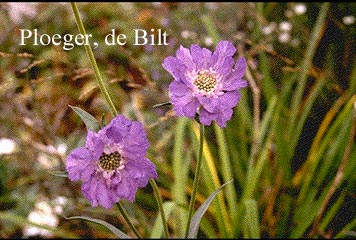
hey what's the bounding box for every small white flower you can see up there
[262,22,277,35]
[151,2,162,8]
[294,4,307,15]
[0,138,16,155]
[204,37,213,46]
[181,30,190,39]
[57,143,67,155]
[279,21,292,32]
[343,16,355,25]
[53,196,68,206]
[23,199,59,237]
[7,3,37,24]
[278,32,291,43]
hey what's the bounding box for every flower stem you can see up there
[71,3,168,238]
[149,179,169,238]
[116,202,142,239]
[70,2,118,116]
[185,123,205,238]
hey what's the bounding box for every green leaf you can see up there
[213,124,237,223]
[188,179,233,239]
[100,113,106,129]
[153,102,172,108]
[150,201,175,238]
[244,199,261,238]
[69,105,100,132]
[65,215,131,239]
[49,170,68,178]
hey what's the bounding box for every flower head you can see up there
[66,115,158,209]
[163,40,247,128]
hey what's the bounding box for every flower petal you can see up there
[190,44,212,70]
[122,121,149,157]
[162,56,185,80]
[125,157,157,188]
[176,45,196,72]
[65,147,95,182]
[199,108,217,126]
[223,78,248,91]
[169,80,191,98]
[81,176,116,209]
[182,98,200,118]
[234,57,248,79]
[86,131,104,159]
[219,91,241,109]
[116,172,137,202]
[81,177,98,207]
[210,40,235,75]
[198,95,220,113]
[169,87,196,117]
[97,179,116,209]
[215,107,233,128]
[222,57,248,91]
[100,115,131,144]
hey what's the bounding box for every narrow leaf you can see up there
[188,179,233,239]
[153,102,172,108]
[65,216,131,239]
[244,199,261,238]
[69,105,100,132]
[150,201,175,238]
[49,170,68,178]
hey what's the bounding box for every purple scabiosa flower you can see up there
[162,40,248,128]
[65,115,158,209]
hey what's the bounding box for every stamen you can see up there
[194,71,217,93]
[99,151,121,171]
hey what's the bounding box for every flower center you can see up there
[99,151,121,171]
[194,71,217,93]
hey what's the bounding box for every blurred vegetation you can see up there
[0,2,355,238]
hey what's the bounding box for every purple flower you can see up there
[162,40,248,128]
[65,115,158,209]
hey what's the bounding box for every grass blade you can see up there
[288,3,330,137]
[150,201,175,238]
[65,215,131,238]
[171,118,190,237]
[243,199,261,238]
[213,124,238,223]
[188,180,233,239]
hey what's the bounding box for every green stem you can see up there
[185,123,205,238]
[150,179,169,238]
[116,202,142,239]
[71,3,168,239]
[70,2,118,116]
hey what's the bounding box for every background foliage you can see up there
[0,2,355,238]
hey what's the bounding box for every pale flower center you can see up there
[194,71,217,93]
[99,151,121,171]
